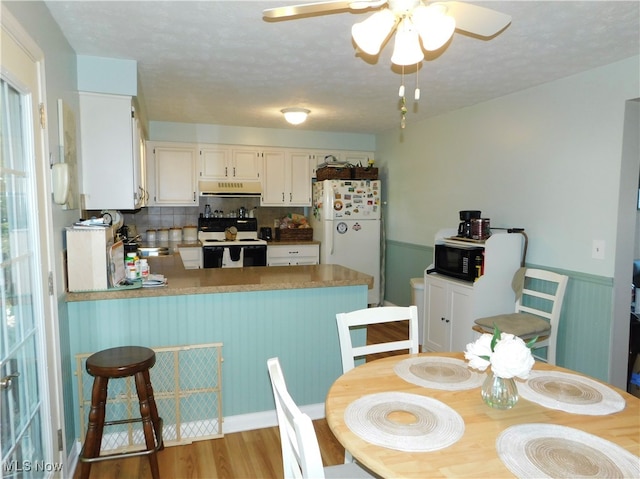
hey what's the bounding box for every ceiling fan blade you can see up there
[263,1,352,19]
[440,1,512,37]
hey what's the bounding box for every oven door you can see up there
[241,244,267,267]
[203,246,224,268]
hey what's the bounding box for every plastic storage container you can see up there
[410,277,425,351]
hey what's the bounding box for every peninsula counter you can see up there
[63,258,372,442]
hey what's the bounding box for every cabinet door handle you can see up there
[225,166,228,177]
[233,167,236,177]
[282,192,285,202]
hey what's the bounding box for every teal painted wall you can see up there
[385,240,433,306]
[384,240,615,381]
[65,285,367,441]
[77,55,137,95]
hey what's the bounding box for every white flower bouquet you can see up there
[465,327,535,380]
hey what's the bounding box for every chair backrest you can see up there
[515,268,569,364]
[336,306,420,374]
[267,357,325,479]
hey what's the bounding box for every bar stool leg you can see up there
[135,371,160,479]
[80,376,108,479]
[142,368,164,451]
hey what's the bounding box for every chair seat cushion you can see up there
[474,313,550,339]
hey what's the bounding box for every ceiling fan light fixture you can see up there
[281,107,310,125]
[411,4,455,51]
[390,18,424,66]
[351,9,397,55]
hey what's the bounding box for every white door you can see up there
[261,150,286,205]
[231,148,261,180]
[288,152,311,205]
[1,9,61,475]
[153,145,197,205]
[424,277,450,352]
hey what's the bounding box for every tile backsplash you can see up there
[94,197,306,241]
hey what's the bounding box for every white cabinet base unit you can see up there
[267,244,319,266]
[178,245,203,269]
[423,229,525,352]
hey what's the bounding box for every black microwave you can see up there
[433,244,484,282]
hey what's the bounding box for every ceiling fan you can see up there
[263,0,512,65]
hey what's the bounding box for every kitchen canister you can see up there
[170,227,182,242]
[146,229,157,243]
[183,225,197,242]
[157,228,169,242]
[471,218,491,240]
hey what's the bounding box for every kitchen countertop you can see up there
[265,240,320,246]
[65,254,372,302]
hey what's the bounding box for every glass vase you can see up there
[481,371,518,409]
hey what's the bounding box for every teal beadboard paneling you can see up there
[66,285,367,440]
[386,241,615,381]
[385,240,433,306]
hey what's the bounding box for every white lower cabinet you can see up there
[424,275,475,353]
[267,244,319,266]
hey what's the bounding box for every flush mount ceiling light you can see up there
[265,1,510,127]
[281,108,310,125]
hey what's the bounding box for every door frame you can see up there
[1,4,66,472]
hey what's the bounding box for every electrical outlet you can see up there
[592,240,605,260]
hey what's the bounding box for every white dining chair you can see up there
[472,268,569,365]
[336,306,421,374]
[267,357,374,479]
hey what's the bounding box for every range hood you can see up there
[199,180,262,197]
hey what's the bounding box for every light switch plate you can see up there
[592,240,605,260]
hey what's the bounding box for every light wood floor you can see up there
[74,320,409,479]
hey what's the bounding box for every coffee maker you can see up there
[458,210,481,238]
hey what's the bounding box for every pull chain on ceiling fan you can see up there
[263,0,511,127]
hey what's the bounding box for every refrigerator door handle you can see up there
[329,226,334,255]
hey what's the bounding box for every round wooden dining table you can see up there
[325,352,640,478]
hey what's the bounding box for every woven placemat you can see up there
[497,423,640,478]
[344,392,464,452]
[394,356,485,391]
[519,370,625,415]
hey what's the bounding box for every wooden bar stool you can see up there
[79,346,164,479]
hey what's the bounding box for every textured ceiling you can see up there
[43,1,639,134]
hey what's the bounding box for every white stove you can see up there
[198,217,267,268]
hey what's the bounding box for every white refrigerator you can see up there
[311,179,381,305]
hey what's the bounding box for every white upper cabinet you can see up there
[200,145,261,181]
[147,142,198,206]
[79,92,146,210]
[262,149,311,206]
